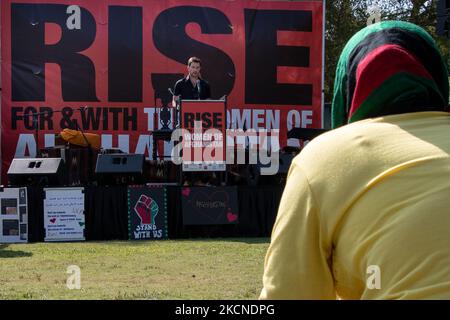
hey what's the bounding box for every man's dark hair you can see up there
[188,57,201,66]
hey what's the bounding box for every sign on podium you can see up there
[180,99,227,172]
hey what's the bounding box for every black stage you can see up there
[26,185,283,242]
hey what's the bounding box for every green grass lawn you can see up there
[0,238,269,300]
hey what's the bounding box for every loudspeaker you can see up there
[247,153,294,186]
[437,0,450,37]
[278,153,294,174]
[7,158,65,186]
[95,154,145,184]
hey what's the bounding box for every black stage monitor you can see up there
[437,0,450,37]
[7,158,65,186]
[95,153,145,185]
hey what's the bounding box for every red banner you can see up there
[1,0,324,181]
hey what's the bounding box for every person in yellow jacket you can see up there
[260,21,450,299]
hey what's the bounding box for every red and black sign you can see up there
[1,0,324,181]
[181,186,239,225]
[180,100,226,171]
[128,186,168,240]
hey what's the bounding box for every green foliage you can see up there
[325,0,448,103]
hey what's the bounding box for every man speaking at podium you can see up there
[172,57,211,107]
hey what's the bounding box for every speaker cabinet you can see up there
[95,154,145,184]
[7,158,65,186]
[437,0,450,37]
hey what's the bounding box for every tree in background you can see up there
[325,0,447,103]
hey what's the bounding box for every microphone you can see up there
[169,88,179,105]
[196,79,201,99]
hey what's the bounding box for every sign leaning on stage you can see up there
[181,186,239,225]
[180,99,227,172]
[1,0,324,182]
[43,187,85,242]
[0,187,28,243]
[128,185,168,240]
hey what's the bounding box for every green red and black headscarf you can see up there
[332,21,449,129]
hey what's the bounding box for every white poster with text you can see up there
[44,188,85,242]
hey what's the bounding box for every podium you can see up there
[179,99,227,185]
